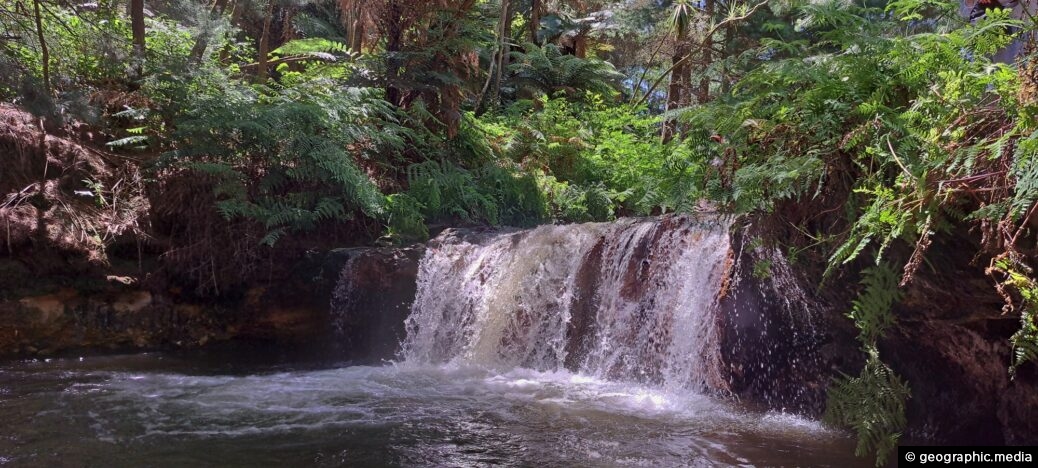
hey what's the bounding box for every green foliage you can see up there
[405,160,502,225]
[652,1,1038,460]
[476,163,550,226]
[385,193,429,242]
[990,257,1038,376]
[825,347,911,467]
[825,263,908,465]
[168,82,409,245]
[1012,302,1038,377]
[751,259,772,279]
[2,12,1036,458]
[81,179,108,207]
[509,43,624,100]
[1010,130,1038,221]
[489,96,703,217]
[402,159,550,229]
[541,177,617,223]
[848,264,904,345]
[678,0,1026,234]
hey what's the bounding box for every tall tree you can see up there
[492,0,512,107]
[529,0,542,43]
[130,0,145,73]
[337,0,410,105]
[256,0,275,82]
[31,0,49,93]
[662,0,692,142]
[338,0,478,111]
[341,0,367,53]
[189,0,230,63]
[696,0,714,104]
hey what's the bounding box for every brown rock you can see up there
[18,288,78,325]
[112,291,152,314]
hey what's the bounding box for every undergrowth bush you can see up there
[666,0,1036,463]
[166,81,409,246]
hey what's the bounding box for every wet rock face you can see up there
[888,322,1038,445]
[5,213,1036,446]
[724,222,1038,445]
[883,322,1011,444]
[353,216,832,406]
[723,227,1038,444]
[0,247,424,359]
[715,232,835,415]
[876,232,1038,445]
[327,246,425,362]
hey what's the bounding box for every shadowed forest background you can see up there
[2,0,1038,464]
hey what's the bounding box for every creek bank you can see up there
[0,272,313,358]
[0,245,425,359]
[0,102,386,360]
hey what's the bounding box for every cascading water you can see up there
[400,215,732,393]
[0,215,866,467]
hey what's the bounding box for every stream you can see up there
[0,348,865,467]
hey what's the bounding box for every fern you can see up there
[990,257,1038,377]
[406,160,500,225]
[385,193,429,242]
[825,347,910,467]
[825,187,916,279]
[849,264,904,344]
[167,82,408,244]
[509,43,624,99]
[1010,130,1038,220]
[105,135,149,149]
[824,262,908,466]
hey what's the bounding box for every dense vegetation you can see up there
[3,0,1037,463]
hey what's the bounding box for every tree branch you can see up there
[631,30,671,100]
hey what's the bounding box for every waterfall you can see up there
[399,215,733,393]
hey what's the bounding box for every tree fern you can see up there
[509,42,624,99]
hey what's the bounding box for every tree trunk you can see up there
[490,0,511,107]
[529,0,541,44]
[351,20,365,54]
[220,0,242,63]
[384,1,405,106]
[130,0,145,73]
[678,44,692,107]
[697,0,715,104]
[573,33,587,58]
[257,0,275,83]
[32,0,50,94]
[349,5,365,54]
[188,0,228,63]
[721,21,733,94]
[661,40,688,143]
